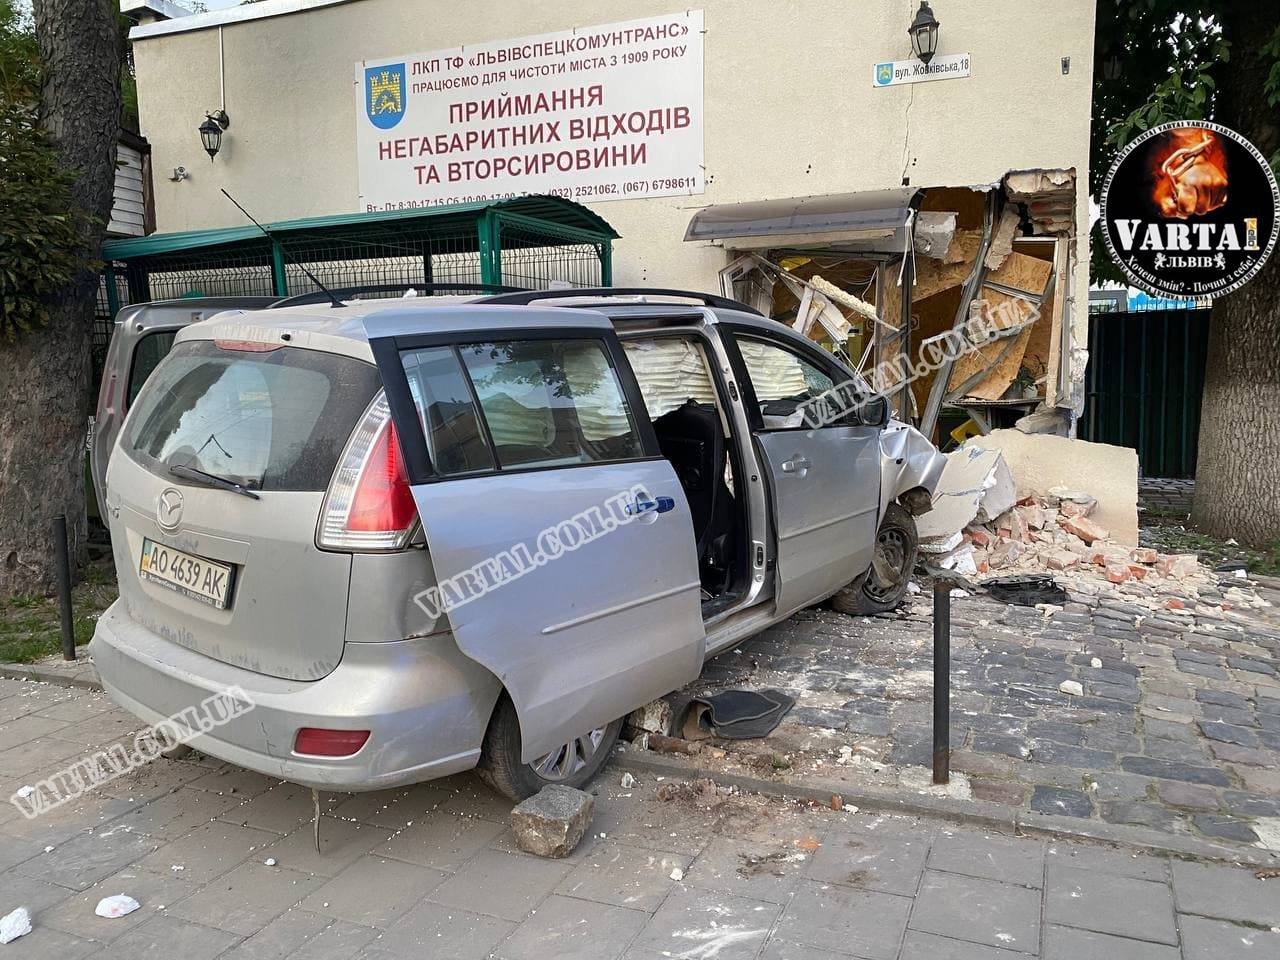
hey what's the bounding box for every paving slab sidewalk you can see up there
[0,679,1278,959]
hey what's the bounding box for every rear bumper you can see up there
[90,600,501,791]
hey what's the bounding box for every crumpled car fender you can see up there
[879,419,946,523]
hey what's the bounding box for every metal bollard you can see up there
[932,579,951,784]
[52,516,76,661]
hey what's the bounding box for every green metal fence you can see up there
[96,196,617,377]
[1079,309,1210,479]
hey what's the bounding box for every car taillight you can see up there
[317,391,418,551]
[293,728,370,757]
[96,370,118,422]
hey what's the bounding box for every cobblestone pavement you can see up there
[0,678,1278,959]
[1139,478,1195,516]
[683,571,1280,852]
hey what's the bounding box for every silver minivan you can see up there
[91,289,944,799]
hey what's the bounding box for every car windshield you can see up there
[122,340,381,492]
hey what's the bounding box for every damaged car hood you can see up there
[879,420,946,520]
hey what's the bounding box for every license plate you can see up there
[139,539,234,609]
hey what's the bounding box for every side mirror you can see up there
[859,395,891,428]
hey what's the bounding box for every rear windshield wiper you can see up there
[169,463,262,500]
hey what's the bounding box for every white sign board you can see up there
[872,53,971,88]
[355,12,704,211]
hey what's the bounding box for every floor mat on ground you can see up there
[980,574,1069,606]
[681,688,796,740]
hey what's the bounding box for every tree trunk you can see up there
[1192,257,1280,545]
[0,2,120,598]
[1190,1,1280,547]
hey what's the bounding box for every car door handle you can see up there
[625,496,676,517]
[781,456,812,474]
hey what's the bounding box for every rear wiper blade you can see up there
[169,463,261,500]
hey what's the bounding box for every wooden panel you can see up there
[987,250,1053,295]
[947,291,1038,400]
[911,255,973,302]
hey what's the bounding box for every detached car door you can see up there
[729,329,882,617]
[366,307,705,762]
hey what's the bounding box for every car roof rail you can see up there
[269,282,527,308]
[478,287,765,317]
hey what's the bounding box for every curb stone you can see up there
[609,749,1280,869]
[0,660,100,690]
[14,657,1280,869]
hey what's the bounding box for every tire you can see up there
[475,695,623,801]
[831,503,920,616]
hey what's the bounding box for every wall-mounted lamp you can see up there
[199,110,230,161]
[908,1,940,65]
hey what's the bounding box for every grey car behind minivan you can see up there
[91,290,943,800]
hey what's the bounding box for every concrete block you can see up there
[966,431,1139,546]
[511,785,595,859]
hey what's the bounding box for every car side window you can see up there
[399,346,495,476]
[736,336,855,430]
[457,338,644,469]
[126,330,178,407]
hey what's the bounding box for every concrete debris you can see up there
[1058,498,1097,519]
[914,211,957,260]
[1058,680,1084,696]
[620,773,636,789]
[988,538,1025,569]
[1044,551,1078,571]
[973,432,1139,546]
[627,699,674,736]
[920,530,964,555]
[1014,406,1071,436]
[0,907,31,944]
[984,208,1021,270]
[927,481,1210,594]
[917,447,1017,546]
[95,895,140,919]
[1156,554,1199,579]
[1060,515,1109,545]
[938,544,977,576]
[510,785,595,859]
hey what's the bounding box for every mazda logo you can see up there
[157,488,184,531]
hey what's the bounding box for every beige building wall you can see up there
[131,0,1095,382]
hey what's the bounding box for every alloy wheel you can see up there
[531,725,607,781]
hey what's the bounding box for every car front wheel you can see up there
[475,695,622,801]
[831,503,920,616]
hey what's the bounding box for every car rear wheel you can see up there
[475,695,622,801]
[831,503,919,616]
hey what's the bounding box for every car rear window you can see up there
[122,340,381,492]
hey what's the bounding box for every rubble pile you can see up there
[930,486,1185,581]
[918,444,1240,608]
